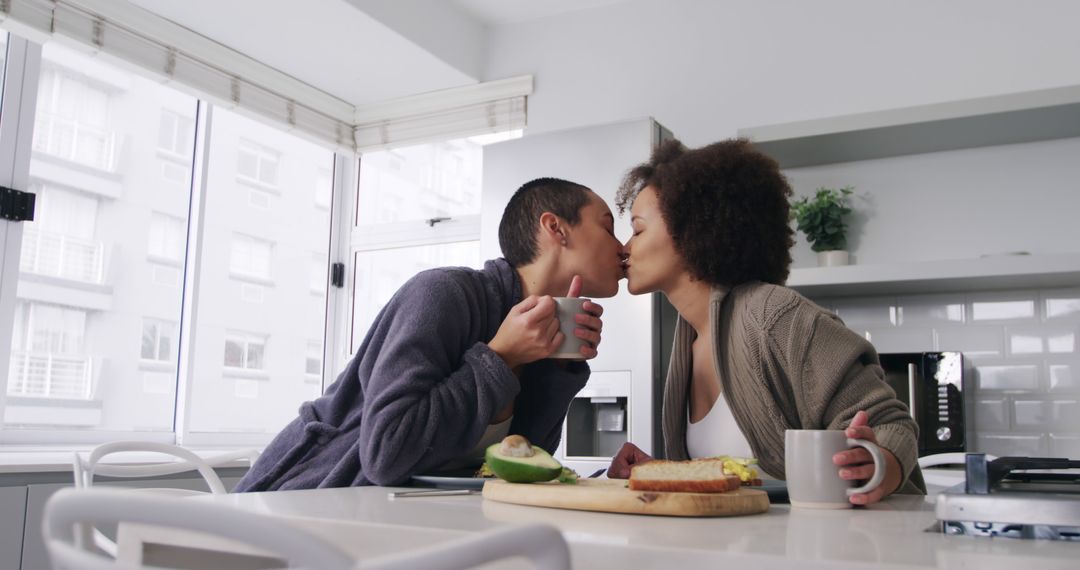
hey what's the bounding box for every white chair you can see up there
[71,442,260,555]
[43,487,572,570]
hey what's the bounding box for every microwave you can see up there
[877,352,966,457]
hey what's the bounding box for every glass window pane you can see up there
[355,137,486,226]
[188,107,333,437]
[223,338,244,368]
[5,42,196,434]
[350,242,481,353]
[246,340,265,370]
[141,321,157,360]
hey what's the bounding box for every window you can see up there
[224,332,266,372]
[351,242,480,352]
[237,138,280,188]
[349,131,517,349]
[229,234,273,281]
[141,319,175,362]
[8,302,91,400]
[148,212,186,263]
[32,65,115,171]
[186,107,334,438]
[20,184,103,284]
[4,41,197,434]
[158,109,195,158]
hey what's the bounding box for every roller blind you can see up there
[353,76,530,152]
[0,0,532,153]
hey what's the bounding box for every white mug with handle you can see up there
[785,429,885,509]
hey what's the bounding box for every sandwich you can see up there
[628,459,742,493]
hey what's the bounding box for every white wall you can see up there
[481,0,1080,269]
[479,0,1080,459]
[482,0,1080,145]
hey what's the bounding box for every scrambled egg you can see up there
[712,455,759,482]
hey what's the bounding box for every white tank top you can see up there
[686,392,754,459]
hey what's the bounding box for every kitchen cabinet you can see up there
[0,486,27,568]
[787,252,1080,298]
[738,84,1080,168]
[738,84,1080,297]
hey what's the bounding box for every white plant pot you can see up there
[817,250,849,267]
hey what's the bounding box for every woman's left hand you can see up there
[833,410,903,505]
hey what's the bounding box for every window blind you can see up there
[0,0,532,153]
[353,76,530,152]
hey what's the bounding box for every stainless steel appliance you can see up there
[936,454,1080,541]
[878,351,965,456]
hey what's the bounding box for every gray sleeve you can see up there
[356,273,520,485]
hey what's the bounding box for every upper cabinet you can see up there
[737,85,1080,169]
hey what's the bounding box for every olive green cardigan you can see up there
[662,282,926,495]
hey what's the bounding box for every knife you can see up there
[388,488,481,499]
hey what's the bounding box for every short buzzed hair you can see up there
[498,177,592,267]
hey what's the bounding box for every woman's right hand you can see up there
[607,442,654,479]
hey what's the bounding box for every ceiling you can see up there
[453,0,634,25]
[123,0,636,109]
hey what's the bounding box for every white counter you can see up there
[164,477,1074,570]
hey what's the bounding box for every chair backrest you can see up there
[70,442,260,557]
[43,487,358,570]
[73,442,261,493]
[44,487,572,570]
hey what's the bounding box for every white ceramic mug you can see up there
[785,429,885,509]
[549,297,588,359]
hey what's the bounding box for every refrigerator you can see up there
[481,118,680,475]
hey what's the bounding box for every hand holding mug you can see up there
[834,411,903,505]
[551,275,605,360]
[786,424,886,509]
[488,294,562,369]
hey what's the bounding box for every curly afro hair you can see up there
[615,138,794,286]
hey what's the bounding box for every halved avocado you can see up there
[485,439,562,483]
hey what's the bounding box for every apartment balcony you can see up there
[20,226,105,285]
[32,112,117,173]
[6,350,94,400]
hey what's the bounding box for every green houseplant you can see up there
[790,186,855,266]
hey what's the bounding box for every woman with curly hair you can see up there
[606,139,925,504]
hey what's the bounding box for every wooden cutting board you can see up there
[482,478,769,517]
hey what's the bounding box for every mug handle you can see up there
[845,438,885,496]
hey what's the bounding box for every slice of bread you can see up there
[629,459,742,493]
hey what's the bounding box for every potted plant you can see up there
[790,186,855,266]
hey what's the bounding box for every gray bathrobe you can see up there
[234,258,589,491]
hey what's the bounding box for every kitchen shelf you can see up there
[738,85,1080,168]
[787,253,1080,298]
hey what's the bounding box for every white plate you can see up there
[410,475,487,490]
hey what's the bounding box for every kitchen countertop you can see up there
[162,475,1075,570]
